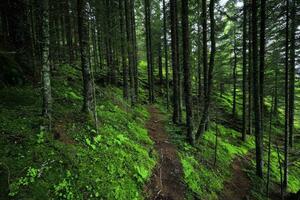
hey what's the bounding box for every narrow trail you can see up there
[219,155,252,200]
[145,106,186,200]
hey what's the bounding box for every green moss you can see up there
[0,64,156,200]
[164,117,255,199]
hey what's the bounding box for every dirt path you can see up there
[219,155,252,200]
[145,106,186,200]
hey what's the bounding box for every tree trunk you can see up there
[163,0,169,109]
[259,0,266,135]
[131,0,139,101]
[125,0,135,105]
[144,0,154,103]
[283,0,290,189]
[289,0,295,148]
[267,89,275,197]
[196,0,215,140]
[41,0,51,118]
[64,0,73,64]
[197,0,202,107]
[242,0,247,141]
[170,0,180,124]
[252,0,263,178]
[158,42,163,86]
[181,0,194,145]
[248,0,253,135]
[202,0,208,99]
[119,0,129,100]
[77,0,93,114]
[232,34,237,118]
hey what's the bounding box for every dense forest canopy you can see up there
[0,0,299,199]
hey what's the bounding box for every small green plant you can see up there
[9,167,39,197]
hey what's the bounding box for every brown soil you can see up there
[53,121,75,145]
[145,106,186,200]
[219,156,252,200]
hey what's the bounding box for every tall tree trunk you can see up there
[242,0,247,141]
[232,34,237,118]
[181,0,194,144]
[144,0,154,103]
[77,0,93,114]
[266,91,275,197]
[170,0,180,124]
[274,56,279,116]
[125,0,135,105]
[259,0,266,134]
[41,0,51,118]
[202,0,208,99]
[29,0,38,84]
[197,0,202,106]
[131,0,139,101]
[196,0,215,140]
[158,42,163,86]
[252,0,263,178]
[248,0,253,136]
[64,0,74,65]
[289,0,295,148]
[163,0,169,109]
[119,0,129,100]
[283,0,290,189]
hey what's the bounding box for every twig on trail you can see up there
[154,190,162,200]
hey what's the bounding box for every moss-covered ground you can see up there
[156,87,300,200]
[0,65,156,200]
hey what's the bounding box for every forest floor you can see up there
[145,106,186,200]
[219,154,252,200]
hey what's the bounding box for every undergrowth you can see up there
[157,103,256,200]
[0,65,156,199]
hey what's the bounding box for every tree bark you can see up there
[144,0,154,103]
[163,0,169,109]
[289,0,295,148]
[232,34,237,118]
[202,0,208,99]
[252,0,263,178]
[242,0,247,141]
[181,0,194,144]
[259,0,266,135]
[170,0,180,124]
[248,0,253,136]
[196,0,215,140]
[119,0,129,100]
[130,0,138,100]
[41,0,51,118]
[77,0,93,114]
[283,0,290,189]
[158,42,163,86]
[64,0,73,64]
[125,0,135,105]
